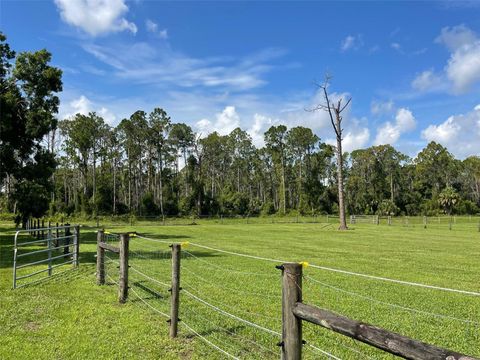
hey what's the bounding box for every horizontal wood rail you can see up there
[98,242,120,253]
[278,262,478,360]
[293,302,477,360]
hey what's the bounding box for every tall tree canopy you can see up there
[0,33,62,224]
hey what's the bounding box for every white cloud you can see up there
[325,116,370,153]
[413,25,480,94]
[68,95,92,115]
[445,40,480,93]
[146,19,158,33]
[216,106,241,135]
[395,108,416,130]
[411,69,443,92]
[54,0,137,36]
[391,42,402,51]
[248,114,276,147]
[195,106,240,136]
[371,100,394,115]
[421,105,480,158]
[342,128,370,153]
[60,95,116,125]
[83,42,285,91]
[374,108,416,145]
[435,24,477,52]
[146,19,168,39]
[341,35,363,52]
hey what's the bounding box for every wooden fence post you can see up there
[278,263,302,360]
[64,223,71,258]
[169,243,181,338]
[55,223,59,247]
[118,233,130,303]
[47,227,52,276]
[96,230,105,285]
[73,225,80,267]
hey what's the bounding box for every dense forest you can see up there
[1,34,480,223]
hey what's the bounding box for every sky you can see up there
[1,0,480,158]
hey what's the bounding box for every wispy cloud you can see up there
[145,19,168,39]
[82,41,288,91]
[340,34,364,52]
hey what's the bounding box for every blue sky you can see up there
[2,0,480,158]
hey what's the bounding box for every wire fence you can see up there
[97,233,480,359]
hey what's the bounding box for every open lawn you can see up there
[1,218,479,359]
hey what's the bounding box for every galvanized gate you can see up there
[13,224,80,289]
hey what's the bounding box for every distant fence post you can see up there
[118,233,130,303]
[55,223,59,247]
[96,230,105,285]
[169,243,181,338]
[64,223,71,258]
[47,227,53,276]
[277,262,302,360]
[73,225,80,267]
[388,216,392,226]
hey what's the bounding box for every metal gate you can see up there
[13,224,80,289]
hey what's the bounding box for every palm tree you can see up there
[438,186,459,215]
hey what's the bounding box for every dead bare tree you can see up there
[308,75,350,230]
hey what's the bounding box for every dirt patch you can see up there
[24,321,40,331]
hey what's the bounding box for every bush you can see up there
[377,200,399,216]
[456,200,480,215]
[141,192,158,216]
[260,201,275,216]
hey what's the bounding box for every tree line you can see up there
[1,34,479,225]
[51,111,480,218]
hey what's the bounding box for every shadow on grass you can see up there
[130,280,166,300]
[183,324,246,338]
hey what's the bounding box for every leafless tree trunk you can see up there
[308,75,350,230]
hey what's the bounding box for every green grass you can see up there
[1,218,479,359]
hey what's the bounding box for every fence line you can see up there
[306,344,342,360]
[183,249,278,277]
[305,276,479,325]
[181,303,279,357]
[180,320,241,360]
[183,289,281,337]
[279,263,478,360]
[182,265,280,299]
[99,233,480,359]
[136,235,480,297]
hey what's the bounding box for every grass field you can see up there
[1,218,479,359]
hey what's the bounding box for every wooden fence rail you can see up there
[278,262,478,360]
[96,230,129,303]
